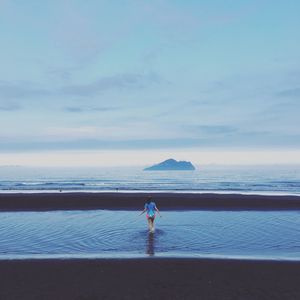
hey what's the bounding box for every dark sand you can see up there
[0,258,299,300]
[1,192,300,211]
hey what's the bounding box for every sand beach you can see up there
[0,192,300,211]
[0,258,300,300]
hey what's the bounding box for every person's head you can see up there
[146,195,152,204]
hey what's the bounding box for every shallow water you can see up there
[0,210,299,260]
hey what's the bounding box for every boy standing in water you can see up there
[139,196,161,233]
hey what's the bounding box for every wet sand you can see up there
[0,258,299,300]
[0,192,300,211]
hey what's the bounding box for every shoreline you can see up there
[1,192,300,211]
[0,258,299,299]
[1,254,300,262]
[1,189,300,196]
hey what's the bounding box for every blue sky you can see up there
[0,0,300,164]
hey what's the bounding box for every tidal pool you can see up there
[0,210,299,260]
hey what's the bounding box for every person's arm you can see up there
[139,208,147,216]
[155,206,162,217]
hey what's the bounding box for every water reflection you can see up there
[146,232,155,256]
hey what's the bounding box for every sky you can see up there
[0,0,300,166]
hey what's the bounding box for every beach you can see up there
[0,192,300,299]
[1,192,300,211]
[0,258,300,300]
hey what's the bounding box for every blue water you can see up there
[0,210,299,260]
[0,165,300,195]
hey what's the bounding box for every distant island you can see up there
[144,159,196,171]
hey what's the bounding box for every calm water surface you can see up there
[0,210,299,260]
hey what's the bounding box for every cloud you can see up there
[277,87,300,98]
[0,81,51,99]
[46,69,72,82]
[42,121,184,141]
[59,72,161,97]
[1,132,300,153]
[63,106,121,113]
[0,138,206,152]
[135,1,199,31]
[45,126,99,139]
[0,72,162,102]
[52,1,109,63]
[0,102,21,111]
[187,125,238,135]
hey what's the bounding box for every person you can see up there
[139,196,161,233]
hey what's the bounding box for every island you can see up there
[144,159,196,171]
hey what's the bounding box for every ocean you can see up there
[0,165,299,195]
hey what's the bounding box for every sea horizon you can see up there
[1,164,300,195]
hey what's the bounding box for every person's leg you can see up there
[147,217,152,231]
[149,217,155,232]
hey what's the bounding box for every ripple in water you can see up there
[0,210,299,260]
